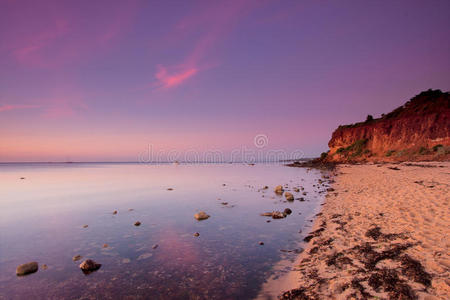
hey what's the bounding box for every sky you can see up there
[0,0,449,162]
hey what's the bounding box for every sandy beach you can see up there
[276,162,449,299]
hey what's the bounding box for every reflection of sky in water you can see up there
[0,163,327,299]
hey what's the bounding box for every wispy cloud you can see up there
[155,65,198,89]
[153,1,260,90]
[36,96,88,119]
[4,2,139,69]
[0,104,40,113]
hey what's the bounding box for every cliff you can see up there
[324,89,450,162]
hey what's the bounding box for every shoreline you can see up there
[277,162,449,299]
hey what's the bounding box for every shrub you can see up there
[419,147,428,155]
[432,144,443,152]
[320,152,328,160]
[337,147,345,154]
[385,150,395,157]
[366,115,374,122]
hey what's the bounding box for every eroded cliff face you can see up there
[325,89,450,162]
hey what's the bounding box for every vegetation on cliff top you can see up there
[337,89,448,130]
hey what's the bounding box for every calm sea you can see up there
[0,163,328,299]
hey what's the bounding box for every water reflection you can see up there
[0,163,326,299]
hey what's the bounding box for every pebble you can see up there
[194,211,210,220]
[274,185,284,194]
[72,255,82,261]
[16,262,38,276]
[285,192,294,201]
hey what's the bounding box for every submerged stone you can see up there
[16,262,38,276]
[72,255,82,261]
[79,259,101,273]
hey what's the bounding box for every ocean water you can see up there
[0,163,328,299]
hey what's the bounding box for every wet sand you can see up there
[275,162,449,299]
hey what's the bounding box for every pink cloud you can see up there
[155,65,198,89]
[153,1,261,90]
[0,104,40,113]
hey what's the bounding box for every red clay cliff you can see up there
[325,89,450,162]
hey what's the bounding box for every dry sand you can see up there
[260,162,449,300]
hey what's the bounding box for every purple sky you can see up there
[1,0,449,162]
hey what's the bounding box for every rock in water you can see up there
[134,221,141,226]
[293,188,300,192]
[194,211,210,220]
[285,192,294,201]
[79,259,101,273]
[272,211,286,219]
[193,232,200,237]
[112,210,117,215]
[72,255,82,261]
[274,185,284,194]
[260,211,286,219]
[284,208,292,215]
[16,262,38,276]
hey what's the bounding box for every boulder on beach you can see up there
[194,211,210,220]
[274,185,284,194]
[285,192,294,201]
[16,262,38,276]
[79,259,101,273]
